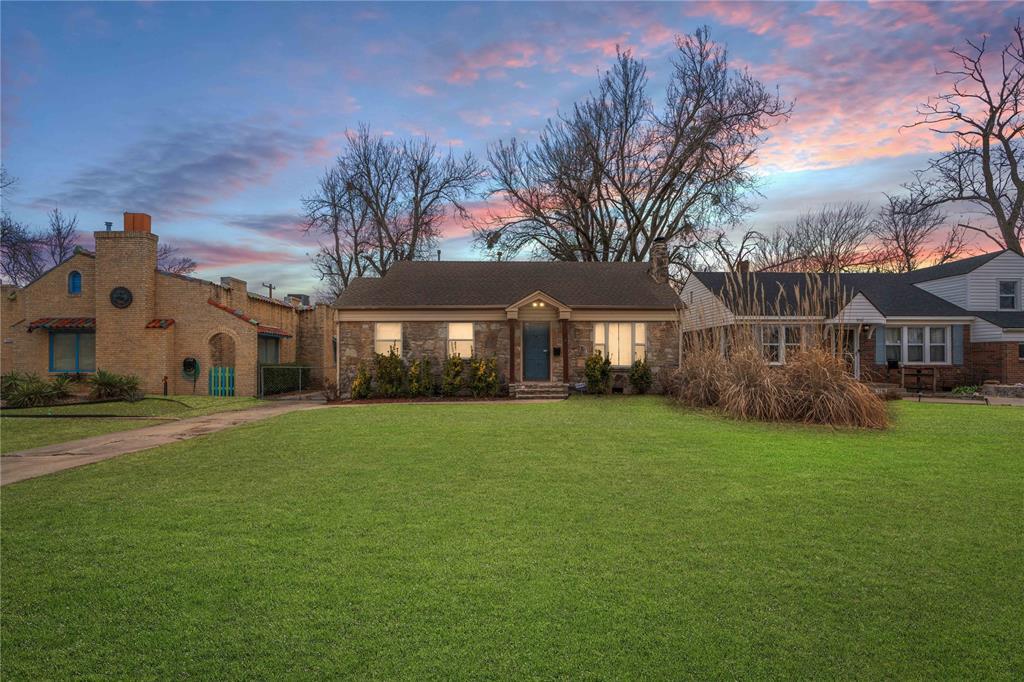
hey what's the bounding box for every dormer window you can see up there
[999,280,1019,310]
[68,271,82,295]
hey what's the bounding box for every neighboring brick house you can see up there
[679,250,1024,390]
[1,213,336,397]
[333,241,682,396]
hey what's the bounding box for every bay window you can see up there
[593,322,646,367]
[447,322,474,358]
[374,322,402,355]
[883,325,950,364]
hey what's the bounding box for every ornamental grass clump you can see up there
[671,347,725,408]
[88,370,142,402]
[781,348,888,428]
[2,374,74,408]
[717,348,789,422]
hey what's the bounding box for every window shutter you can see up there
[874,325,885,364]
[952,325,964,365]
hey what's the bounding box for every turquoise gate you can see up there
[208,366,235,397]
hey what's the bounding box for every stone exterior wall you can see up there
[334,318,679,394]
[2,219,326,397]
[857,324,1024,389]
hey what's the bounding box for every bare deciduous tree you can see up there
[303,126,484,296]
[476,27,791,270]
[871,195,964,272]
[301,165,372,299]
[157,243,197,276]
[1,208,81,286]
[785,202,879,273]
[905,21,1024,254]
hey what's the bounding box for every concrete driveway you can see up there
[2,402,323,486]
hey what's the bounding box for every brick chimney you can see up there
[219,277,249,310]
[123,212,152,233]
[649,238,669,284]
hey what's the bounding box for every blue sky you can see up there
[2,1,1018,294]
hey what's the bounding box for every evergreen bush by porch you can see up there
[584,353,611,394]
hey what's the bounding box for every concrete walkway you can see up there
[1,402,323,487]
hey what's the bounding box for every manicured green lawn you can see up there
[2,398,1021,679]
[0,396,264,454]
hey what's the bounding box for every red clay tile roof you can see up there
[256,325,291,338]
[27,317,96,331]
[145,318,175,329]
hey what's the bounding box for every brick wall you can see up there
[857,324,1023,388]
[2,227,326,397]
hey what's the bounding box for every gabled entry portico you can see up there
[505,290,572,384]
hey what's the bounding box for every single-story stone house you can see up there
[333,241,682,396]
[2,213,337,397]
[680,250,1024,389]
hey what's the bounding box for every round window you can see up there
[110,286,133,309]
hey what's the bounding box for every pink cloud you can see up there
[446,40,539,84]
[412,84,436,96]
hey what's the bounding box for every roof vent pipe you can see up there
[437,249,441,262]
[104,221,113,232]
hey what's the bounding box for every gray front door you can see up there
[523,322,550,381]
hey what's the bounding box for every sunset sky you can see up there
[1,1,1018,295]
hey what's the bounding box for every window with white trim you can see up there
[760,325,780,363]
[884,325,950,364]
[757,324,803,364]
[593,323,646,367]
[999,280,1019,310]
[906,327,925,362]
[885,327,902,363]
[929,327,947,363]
[1018,343,1024,361]
[447,322,474,358]
[374,322,402,356]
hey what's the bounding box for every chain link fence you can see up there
[258,364,331,399]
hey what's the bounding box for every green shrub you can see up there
[88,370,143,401]
[1,370,33,398]
[952,385,979,396]
[469,356,500,398]
[441,355,465,397]
[260,363,313,395]
[350,363,372,400]
[408,358,434,398]
[374,349,407,398]
[628,357,653,394]
[584,352,611,394]
[4,375,73,408]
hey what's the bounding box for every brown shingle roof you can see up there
[333,261,680,309]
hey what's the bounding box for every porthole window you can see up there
[68,271,82,295]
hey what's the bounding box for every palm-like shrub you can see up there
[88,370,142,401]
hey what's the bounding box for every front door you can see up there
[523,322,550,381]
